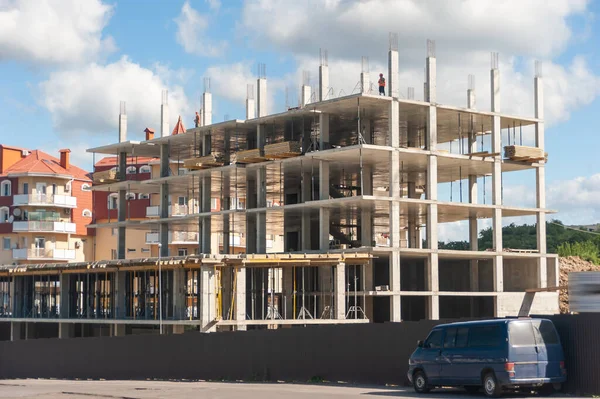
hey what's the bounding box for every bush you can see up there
[557,241,600,264]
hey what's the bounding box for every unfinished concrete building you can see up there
[0,39,558,338]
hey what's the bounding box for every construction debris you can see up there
[235,148,265,163]
[183,153,225,169]
[93,169,118,183]
[265,141,301,159]
[559,256,598,313]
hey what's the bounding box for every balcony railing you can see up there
[13,194,77,208]
[12,221,76,233]
[12,248,76,260]
[145,231,199,244]
[146,204,196,218]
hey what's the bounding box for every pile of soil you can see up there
[559,256,599,313]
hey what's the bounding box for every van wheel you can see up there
[413,370,430,394]
[483,372,502,398]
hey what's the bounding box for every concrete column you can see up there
[360,209,373,247]
[257,78,267,118]
[319,114,329,150]
[235,267,247,330]
[172,268,186,320]
[428,253,440,320]
[390,252,401,321]
[491,67,503,259]
[364,261,374,320]
[301,211,311,250]
[113,324,126,337]
[389,101,399,147]
[116,151,127,259]
[361,118,372,144]
[257,125,265,151]
[119,107,127,142]
[389,150,402,321]
[426,56,436,103]
[159,184,169,257]
[335,262,345,319]
[246,85,255,120]
[535,74,547,288]
[59,273,70,318]
[360,71,370,94]
[319,64,329,101]
[200,174,211,254]
[200,265,216,332]
[59,323,74,339]
[256,166,267,253]
[198,109,204,127]
[388,48,398,98]
[202,92,212,126]
[10,321,23,341]
[319,208,330,251]
[468,89,476,110]
[301,85,311,107]
[493,255,504,292]
[283,267,293,319]
[319,161,329,200]
[161,92,169,137]
[468,91,479,293]
[426,155,438,248]
[426,55,437,150]
[114,271,126,318]
[407,182,419,248]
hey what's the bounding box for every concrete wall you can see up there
[496,291,558,317]
[503,258,539,292]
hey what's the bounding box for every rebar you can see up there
[204,77,211,93]
[302,70,310,86]
[258,63,266,78]
[320,48,328,67]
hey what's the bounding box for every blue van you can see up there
[407,319,566,397]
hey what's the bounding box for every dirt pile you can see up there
[559,256,599,313]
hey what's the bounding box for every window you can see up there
[138,193,149,200]
[0,207,8,223]
[444,327,469,348]
[141,248,150,253]
[424,329,444,349]
[126,192,136,200]
[111,228,117,236]
[127,248,136,253]
[108,193,118,209]
[23,183,29,195]
[211,198,218,210]
[81,183,91,191]
[532,320,560,345]
[1,180,11,196]
[126,166,137,174]
[139,165,151,174]
[469,325,504,347]
[509,321,536,346]
[178,196,187,206]
[82,209,92,217]
[178,248,188,256]
[2,237,10,250]
[111,249,117,260]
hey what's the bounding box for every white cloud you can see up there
[206,0,221,10]
[0,0,115,65]
[547,174,600,224]
[174,1,226,57]
[38,57,193,138]
[239,0,599,127]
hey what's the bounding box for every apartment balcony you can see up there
[93,169,119,183]
[12,221,76,233]
[145,231,199,245]
[146,204,197,218]
[12,248,76,261]
[13,194,77,208]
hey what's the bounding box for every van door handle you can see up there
[535,346,539,353]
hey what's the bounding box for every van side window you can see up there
[425,329,444,349]
[469,325,503,347]
[532,320,560,345]
[508,322,536,346]
[444,327,469,348]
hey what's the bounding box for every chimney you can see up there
[144,127,155,141]
[59,149,71,169]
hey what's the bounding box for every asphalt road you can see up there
[0,380,587,399]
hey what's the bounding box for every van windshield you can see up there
[509,320,560,346]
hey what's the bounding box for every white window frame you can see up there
[139,165,151,174]
[178,248,188,256]
[138,193,150,200]
[81,183,91,191]
[126,192,136,200]
[2,237,10,250]
[0,207,9,223]
[107,193,118,210]
[126,166,137,175]
[0,180,11,197]
[82,209,92,217]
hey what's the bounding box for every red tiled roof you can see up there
[172,115,186,135]
[3,150,90,180]
[94,156,158,167]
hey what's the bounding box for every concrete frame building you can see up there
[0,41,558,339]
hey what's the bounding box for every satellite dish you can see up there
[8,215,14,223]
[13,208,21,217]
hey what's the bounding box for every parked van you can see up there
[407,319,566,397]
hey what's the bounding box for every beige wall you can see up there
[16,176,71,195]
[94,221,150,260]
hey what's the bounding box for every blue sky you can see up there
[0,0,599,228]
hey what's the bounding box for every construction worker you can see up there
[378,73,385,95]
[194,111,200,128]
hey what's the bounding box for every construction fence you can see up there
[0,314,599,394]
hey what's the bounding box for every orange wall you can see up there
[0,147,24,174]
